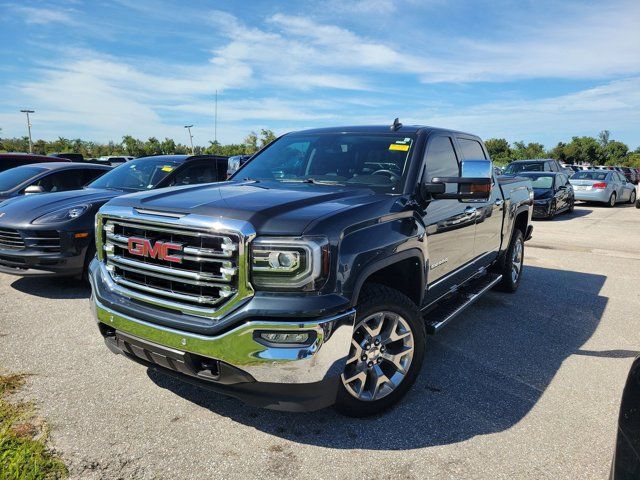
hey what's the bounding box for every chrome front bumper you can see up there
[91,293,356,385]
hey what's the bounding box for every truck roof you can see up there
[285,125,478,137]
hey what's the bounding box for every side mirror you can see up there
[422,160,493,201]
[24,185,45,195]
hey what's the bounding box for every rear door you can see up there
[456,136,502,261]
[422,135,476,283]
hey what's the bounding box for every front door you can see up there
[422,135,476,283]
[456,136,501,260]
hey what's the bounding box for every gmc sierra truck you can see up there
[89,123,533,416]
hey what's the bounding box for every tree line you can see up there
[0,129,277,159]
[485,130,640,167]
[1,128,639,167]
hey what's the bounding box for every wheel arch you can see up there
[350,249,425,308]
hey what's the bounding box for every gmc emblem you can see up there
[127,237,183,263]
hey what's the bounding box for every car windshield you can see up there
[88,157,179,192]
[521,174,554,189]
[0,166,46,192]
[571,171,608,181]
[233,133,416,193]
[503,162,545,174]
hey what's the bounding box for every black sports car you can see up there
[0,154,227,280]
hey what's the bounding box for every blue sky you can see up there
[1,0,639,148]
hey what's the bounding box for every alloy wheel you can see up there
[341,311,415,401]
[511,237,523,284]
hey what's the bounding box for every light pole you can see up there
[184,125,194,155]
[20,109,35,153]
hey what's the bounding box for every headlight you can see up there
[250,236,328,290]
[534,199,551,205]
[32,205,89,224]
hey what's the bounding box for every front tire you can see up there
[336,284,426,417]
[495,228,524,293]
[567,198,575,213]
[548,200,557,219]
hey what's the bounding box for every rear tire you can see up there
[628,190,636,205]
[495,228,524,293]
[335,284,426,417]
[607,193,616,207]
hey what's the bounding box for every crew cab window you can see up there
[425,136,459,193]
[33,171,84,192]
[458,138,486,160]
[168,162,218,186]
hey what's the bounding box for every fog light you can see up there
[257,331,312,345]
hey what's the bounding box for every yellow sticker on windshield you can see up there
[161,166,174,172]
[389,144,409,152]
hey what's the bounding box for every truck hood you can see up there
[0,188,120,225]
[107,181,391,235]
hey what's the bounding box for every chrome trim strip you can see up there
[112,275,228,305]
[106,259,234,289]
[106,254,235,283]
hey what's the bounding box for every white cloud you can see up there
[8,5,77,25]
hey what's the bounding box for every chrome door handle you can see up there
[495,199,504,207]
[464,206,477,216]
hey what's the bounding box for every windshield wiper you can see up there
[279,178,343,185]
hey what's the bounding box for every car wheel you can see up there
[335,283,426,417]
[629,190,636,205]
[607,193,617,208]
[549,200,557,218]
[80,244,96,282]
[496,228,525,293]
[567,198,575,213]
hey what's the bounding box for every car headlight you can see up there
[250,236,329,290]
[32,205,90,224]
[534,199,551,205]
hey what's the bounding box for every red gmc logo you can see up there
[127,237,183,263]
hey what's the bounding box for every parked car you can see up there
[0,153,71,173]
[0,154,228,280]
[503,158,565,174]
[97,155,135,166]
[569,170,636,206]
[89,124,533,416]
[620,167,637,185]
[0,162,110,202]
[49,152,85,162]
[609,356,640,479]
[226,154,252,178]
[520,172,575,219]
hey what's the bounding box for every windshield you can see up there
[504,162,544,174]
[0,166,46,192]
[233,133,416,193]
[571,171,608,181]
[88,158,179,192]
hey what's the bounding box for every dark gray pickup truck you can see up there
[89,123,533,416]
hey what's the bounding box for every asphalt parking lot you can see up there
[1,201,638,479]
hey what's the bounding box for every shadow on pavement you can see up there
[147,265,608,450]
[551,208,593,221]
[9,276,90,299]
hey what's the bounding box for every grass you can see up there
[0,372,67,480]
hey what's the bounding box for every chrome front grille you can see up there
[0,228,25,250]
[97,209,255,320]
